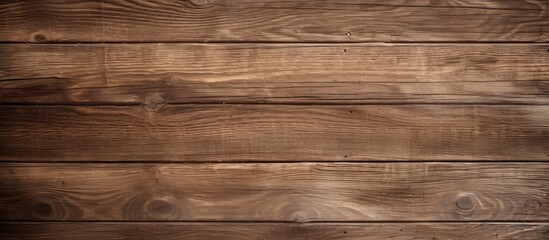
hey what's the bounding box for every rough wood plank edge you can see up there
[1,163,548,221]
[1,44,548,105]
[0,105,547,161]
[1,222,548,240]
[0,0,547,42]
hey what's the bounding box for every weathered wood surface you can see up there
[1,222,548,240]
[0,0,547,43]
[2,1,548,238]
[1,105,548,161]
[1,44,548,104]
[1,163,548,221]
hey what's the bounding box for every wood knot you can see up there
[447,193,481,220]
[188,0,208,6]
[189,0,206,6]
[145,197,175,219]
[163,73,176,87]
[34,201,53,218]
[27,195,82,220]
[456,195,475,210]
[144,98,165,112]
[281,203,317,223]
[189,0,233,6]
[30,32,49,43]
[30,196,79,220]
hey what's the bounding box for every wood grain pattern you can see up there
[2,0,548,238]
[1,222,548,240]
[1,163,548,221]
[1,105,548,161]
[0,0,547,42]
[1,44,548,104]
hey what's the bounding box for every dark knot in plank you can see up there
[455,195,475,210]
[145,197,176,219]
[29,32,49,43]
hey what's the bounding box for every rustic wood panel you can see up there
[2,0,547,238]
[1,105,548,161]
[1,222,548,240]
[0,0,547,43]
[1,163,548,221]
[1,44,548,104]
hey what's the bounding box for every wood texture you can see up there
[0,0,548,43]
[1,44,548,105]
[1,105,548,161]
[1,222,548,240]
[2,0,548,238]
[1,163,548,221]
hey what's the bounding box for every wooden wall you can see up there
[1,1,548,239]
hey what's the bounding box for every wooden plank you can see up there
[1,163,548,221]
[1,44,548,105]
[0,0,547,42]
[1,222,548,240]
[1,105,548,161]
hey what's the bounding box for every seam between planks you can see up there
[0,41,548,44]
[1,220,549,224]
[0,41,549,46]
[1,160,548,164]
[2,103,549,107]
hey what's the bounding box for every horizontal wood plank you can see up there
[0,0,548,42]
[1,105,548,161]
[1,222,548,240]
[1,44,548,104]
[1,163,548,221]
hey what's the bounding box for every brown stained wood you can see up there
[1,223,548,240]
[1,44,548,104]
[1,105,548,161]
[1,163,548,221]
[0,0,547,42]
[1,0,548,235]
